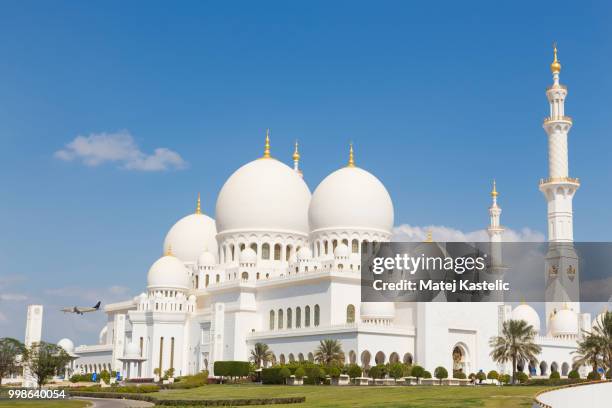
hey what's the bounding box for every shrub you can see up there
[422,370,432,379]
[499,374,511,384]
[487,370,499,382]
[306,365,322,384]
[99,370,111,384]
[453,371,466,379]
[214,361,250,380]
[327,366,341,379]
[476,371,486,383]
[164,368,175,379]
[567,370,580,379]
[402,364,412,377]
[411,365,425,379]
[347,364,361,379]
[261,367,283,385]
[434,366,448,384]
[294,367,305,379]
[389,363,404,380]
[70,374,94,383]
[587,370,600,381]
[516,371,528,383]
[368,365,386,379]
[468,373,476,382]
[549,371,560,379]
[163,371,208,389]
[279,367,291,384]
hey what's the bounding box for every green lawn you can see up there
[0,400,89,408]
[153,384,548,408]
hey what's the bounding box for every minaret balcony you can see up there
[546,84,567,91]
[543,116,572,125]
[539,177,580,186]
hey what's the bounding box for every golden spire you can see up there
[165,244,173,256]
[195,192,202,214]
[424,230,433,243]
[292,140,300,162]
[491,180,499,198]
[262,128,271,158]
[347,142,355,167]
[551,42,561,74]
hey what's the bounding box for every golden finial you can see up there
[347,142,355,167]
[292,140,300,162]
[195,192,202,214]
[424,230,433,243]
[551,42,561,74]
[165,244,173,256]
[262,128,271,158]
[491,180,499,198]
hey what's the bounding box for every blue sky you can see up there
[0,1,610,343]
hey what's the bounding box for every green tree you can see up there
[314,339,345,366]
[476,371,486,383]
[99,370,111,384]
[164,368,175,379]
[549,371,560,379]
[487,370,499,384]
[0,337,25,386]
[279,367,291,384]
[389,363,404,380]
[434,366,448,384]
[567,370,580,379]
[327,365,341,379]
[347,364,361,379]
[422,370,432,379]
[249,343,274,369]
[24,342,71,389]
[294,366,305,379]
[489,319,541,384]
[499,374,511,385]
[410,365,425,379]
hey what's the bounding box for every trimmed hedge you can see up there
[68,391,305,406]
[262,367,284,384]
[214,361,251,378]
[67,385,160,393]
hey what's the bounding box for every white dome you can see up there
[360,302,395,319]
[197,250,216,267]
[163,213,218,264]
[216,158,311,234]
[147,254,190,290]
[57,338,74,353]
[309,166,394,234]
[239,247,257,264]
[550,307,578,337]
[512,304,541,333]
[297,247,313,260]
[124,342,140,358]
[334,243,350,258]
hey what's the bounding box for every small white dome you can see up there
[163,213,218,264]
[360,302,395,319]
[197,251,216,267]
[57,338,74,353]
[297,247,313,260]
[334,243,350,258]
[239,247,257,264]
[147,254,190,290]
[550,307,578,337]
[216,158,311,235]
[124,342,140,358]
[512,304,541,333]
[309,166,394,234]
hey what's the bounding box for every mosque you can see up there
[50,47,601,380]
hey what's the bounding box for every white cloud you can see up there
[392,224,545,242]
[55,130,187,171]
[0,293,28,301]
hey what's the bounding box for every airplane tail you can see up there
[93,301,101,309]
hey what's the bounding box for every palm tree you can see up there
[250,342,274,369]
[591,311,612,371]
[314,339,345,365]
[572,333,605,372]
[489,320,541,384]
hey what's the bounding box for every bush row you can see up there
[214,361,251,378]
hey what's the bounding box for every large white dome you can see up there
[549,307,578,337]
[57,338,74,354]
[163,212,217,264]
[512,304,541,333]
[309,166,394,234]
[147,254,190,290]
[216,158,311,235]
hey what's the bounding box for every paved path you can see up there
[74,396,154,408]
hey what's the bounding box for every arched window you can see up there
[230,244,235,261]
[289,353,295,362]
[346,304,355,323]
[316,242,321,257]
[352,239,359,253]
[205,274,210,287]
[296,307,302,328]
[375,351,385,365]
[241,271,249,280]
[298,353,304,362]
[269,310,275,330]
[403,353,413,365]
[324,241,328,254]
[195,275,199,289]
[308,352,314,362]
[250,243,257,254]
[279,354,286,364]
[314,304,320,326]
[287,308,293,329]
[240,243,245,252]
[215,274,220,283]
[286,245,292,261]
[305,306,311,327]
[223,247,227,263]
[262,243,270,260]
[278,309,284,329]
[342,238,348,246]
[332,239,338,251]
[274,244,281,260]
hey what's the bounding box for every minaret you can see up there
[487,180,504,268]
[540,45,580,324]
[293,140,303,177]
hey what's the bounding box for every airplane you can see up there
[61,301,101,315]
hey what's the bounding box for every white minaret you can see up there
[486,181,505,302]
[23,304,43,387]
[292,140,302,177]
[540,45,580,325]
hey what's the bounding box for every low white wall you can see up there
[536,382,612,408]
